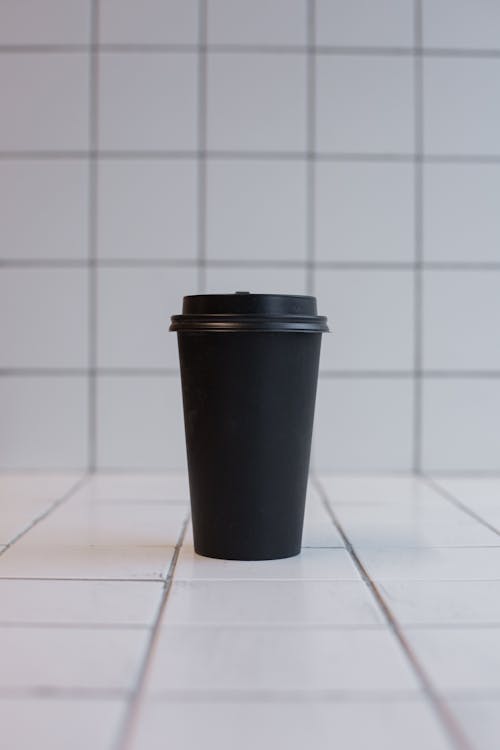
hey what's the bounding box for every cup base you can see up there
[193,545,302,562]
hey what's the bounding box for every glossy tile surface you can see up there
[1,472,499,750]
[129,699,451,750]
[0,699,126,750]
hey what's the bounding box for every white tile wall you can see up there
[0,0,90,45]
[316,270,414,371]
[97,266,197,368]
[0,376,88,469]
[316,0,414,47]
[423,164,500,262]
[315,162,414,262]
[0,0,499,472]
[97,160,197,260]
[0,269,88,367]
[0,160,88,260]
[423,271,500,371]
[422,0,500,50]
[314,378,413,471]
[98,53,197,150]
[422,379,500,472]
[205,266,308,295]
[207,53,307,151]
[206,160,307,262]
[0,54,89,150]
[316,56,414,153]
[207,0,307,45]
[423,58,500,155]
[99,0,198,45]
[97,375,186,469]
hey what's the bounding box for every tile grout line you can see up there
[196,0,208,292]
[4,259,500,270]
[306,0,317,470]
[87,0,100,472]
[0,474,90,558]
[114,514,190,750]
[311,474,473,750]
[3,43,500,58]
[305,0,316,297]
[3,150,500,163]
[424,475,500,536]
[412,0,424,474]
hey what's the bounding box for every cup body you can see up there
[177,330,322,560]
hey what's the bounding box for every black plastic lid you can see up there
[170,293,329,333]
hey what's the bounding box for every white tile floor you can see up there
[0,474,499,749]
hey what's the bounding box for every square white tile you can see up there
[315,269,414,370]
[301,521,344,548]
[0,579,162,625]
[406,628,500,691]
[0,473,82,503]
[318,476,470,526]
[175,545,359,580]
[0,540,175,580]
[145,626,417,692]
[333,501,464,526]
[0,377,88,470]
[434,478,500,516]
[313,379,413,471]
[205,266,307,294]
[318,475,449,507]
[207,0,306,45]
[0,268,88,368]
[24,502,187,548]
[0,500,58,545]
[0,627,148,689]
[0,699,126,750]
[424,58,500,155]
[316,0,413,47]
[0,160,88,260]
[206,160,307,262]
[0,0,90,44]
[207,53,306,151]
[446,699,500,750]
[99,0,198,44]
[81,472,190,502]
[97,375,187,470]
[422,379,500,473]
[129,699,450,750]
[97,159,197,260]
[98,53,197,150]
[423,271,500,370]
[97,267,197,369]
[423,0,500,49]
[357,546,500,581]
[423,164,500,262]
[163,579,380,625]
[345,518,499,548]
[0,54,88,150]
[379,581,500,625]
[315,162,414,262]
[316,56,414,153]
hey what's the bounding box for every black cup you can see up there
[170,292,329,560]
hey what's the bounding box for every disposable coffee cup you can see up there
[170,292,329,560]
